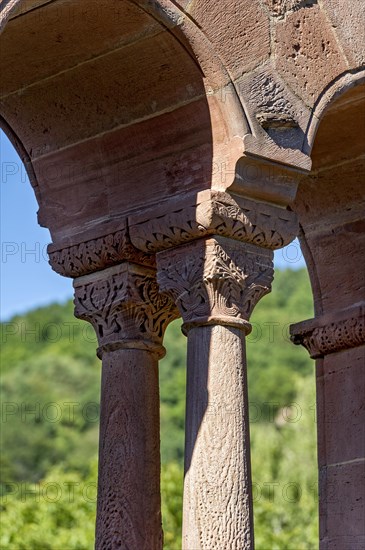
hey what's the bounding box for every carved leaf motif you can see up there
[157,238,274,326]
[48,227,155,278]
[73,265,178,351]
[296,316,365,358]
[130,191,298,254]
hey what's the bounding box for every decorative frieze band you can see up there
[129,189,298,254]
[157,236,274,334]
[48,224,155,278]
[290,303,365,358]
[73,263,178,358]
[48,189,297,280]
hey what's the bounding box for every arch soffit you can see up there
[0,0,254,190]
[304,68,365,158]
[1,2,365,176]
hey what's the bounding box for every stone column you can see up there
[157,236,274,549]
[73,262,177,549]
[129,181,300,549]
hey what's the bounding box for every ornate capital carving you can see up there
[290,303,365,358]
[48,223,155,278]
[129,190,298,254]
[157,237,274,334]
[73,263,178,358]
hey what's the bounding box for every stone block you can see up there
[274,4,347,106]
[319,461,365,538]
[188,0,270,79]
[1,29,204,158]
[322,0,365,68]
[317,347,365,466]
[32,99,213,240]
[0,0,160,96]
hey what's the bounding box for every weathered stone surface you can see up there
[294,86,365,317]
[310,84,365,168]
[130,189,299,254]
[292,76,365,550]
[274,5,348,106]
[322,0,365,67]
[298,213,365,318]
[317,347,365,466]
[173,0,193,9]
[263,0,318,18]
[0,30,205,158]
[235,62,311,151]
[319,461,365,539]
[48,223,155,278]
[188,0,270,79]
[157,237,274,330]
[0,0,160,96]
[157,236,274,549]
[73,262,178,548]
[183,324,254,549]
[73,263,178,357]
[32,99,212,239]
[95,348,163,549]
[291,303,365,358]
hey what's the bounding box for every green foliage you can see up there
[0,461,97,549]
[247,267,313,420]
[251,376,318,550]
[0,268,318,548]
[160,323,186,464]
[161,463,183,549]
[1,354,100,485]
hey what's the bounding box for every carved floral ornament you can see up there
[129,190,299,255]
[48,190,298,280]
[73,263,178,358]
[157,236,274,334]
[48,224,155,279]
[290,303,365,358]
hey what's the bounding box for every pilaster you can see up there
[290,302,365,358]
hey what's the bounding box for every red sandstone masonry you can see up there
[1,2,364,548]
[188,0,270,79]
[274,5,348,106]
[321,0,365,68]
[317,347,365,466]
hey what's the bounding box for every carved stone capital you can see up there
[157,237,274,334]
[48,223,155,278]
[73,263,178,358]
[129,189,298,254]
[290,303,365,358]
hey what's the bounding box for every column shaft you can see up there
[157,236,274,550]
[183,325,253,549]
[96,348,162,549]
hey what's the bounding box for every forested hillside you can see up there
[0,268,318,549]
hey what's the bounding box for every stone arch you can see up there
[304,68,365,158]
[291,75,365,550]
[294,77,365,315]
[0,0,250,243]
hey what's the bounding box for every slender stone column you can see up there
[73,262,177,549]
[157,236,274,549]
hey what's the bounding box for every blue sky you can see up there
[0,130,306,321]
